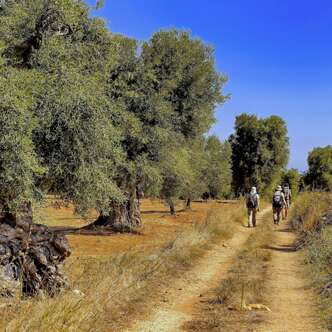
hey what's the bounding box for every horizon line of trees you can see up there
[228,113,331,198]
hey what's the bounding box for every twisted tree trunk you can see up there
[0,209,71,297]
[167,198,176,216]
[86,186,142,232]
[185,198,192,211]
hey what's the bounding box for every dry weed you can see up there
[184,211,273,332]
[291,192,332,233]
[291,192,332,330]
[0,202,245,332]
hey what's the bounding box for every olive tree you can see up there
[0,0,124,221]
[101,30,227,223]
[142,30,227,214]
[230,114,289,196]
[305,146,332,191]
[204,136,232,199]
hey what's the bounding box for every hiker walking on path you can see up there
[246,187,260,228]
[272,185,286,225]
[283,184,292,220]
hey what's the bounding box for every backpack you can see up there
[273,191,283,208]
[284,187,290,200]
[247,193,258,209]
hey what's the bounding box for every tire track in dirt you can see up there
[257,221,327,332]
[126,208,271,332]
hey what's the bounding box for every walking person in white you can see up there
[283,184,292,220]
[272,185,287,225]
[246,187,260,228]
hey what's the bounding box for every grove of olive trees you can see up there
[0,0,229,231]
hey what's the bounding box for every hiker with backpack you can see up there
[283,184,292,219]
[246,187,260,228]
[272,185,286,225]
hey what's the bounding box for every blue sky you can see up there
[86,0,332,171]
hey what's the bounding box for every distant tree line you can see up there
[229,113,290,197]
[228,112,332,196]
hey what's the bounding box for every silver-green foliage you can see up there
[0,0,124,214]
[0,67,44,210]
[204,136,232,199]
[0,1,227,222]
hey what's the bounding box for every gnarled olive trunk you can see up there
[167,198,176,216]
[0,206,71,297]
[87,186,142,232]
[185,198,192,211]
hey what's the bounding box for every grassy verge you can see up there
[0,202,245,332]
[290,192,332,330]
[184,211,273,332]
[291,192,332,235]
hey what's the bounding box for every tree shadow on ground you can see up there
[275,227,293,233]
[141,209,186,214]
[262,244,298,253]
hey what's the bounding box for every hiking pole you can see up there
[241,282,245,310]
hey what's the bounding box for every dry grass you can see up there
[0,200,245,332]
[39,198,217,256]
[183,211,273,332]
[290,192,332,233]
[290,192,332,330]
[33,196,97,228]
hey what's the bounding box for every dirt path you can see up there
[126,208,271,332]
[258,221,326,332]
